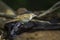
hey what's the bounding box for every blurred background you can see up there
[2,0,60,11]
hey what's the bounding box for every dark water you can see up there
[2,0,59,10]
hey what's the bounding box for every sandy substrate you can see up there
[14,30,60,40]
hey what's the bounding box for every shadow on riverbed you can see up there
[13,21,60,34]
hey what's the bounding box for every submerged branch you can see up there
[0,1,14,11]
[38,1,60,17]
[0,1,16,18]
[31,19,51,24]
[0,12,16,19]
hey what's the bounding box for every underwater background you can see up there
[0,0,60,40]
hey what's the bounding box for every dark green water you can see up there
[2,0,60,11]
